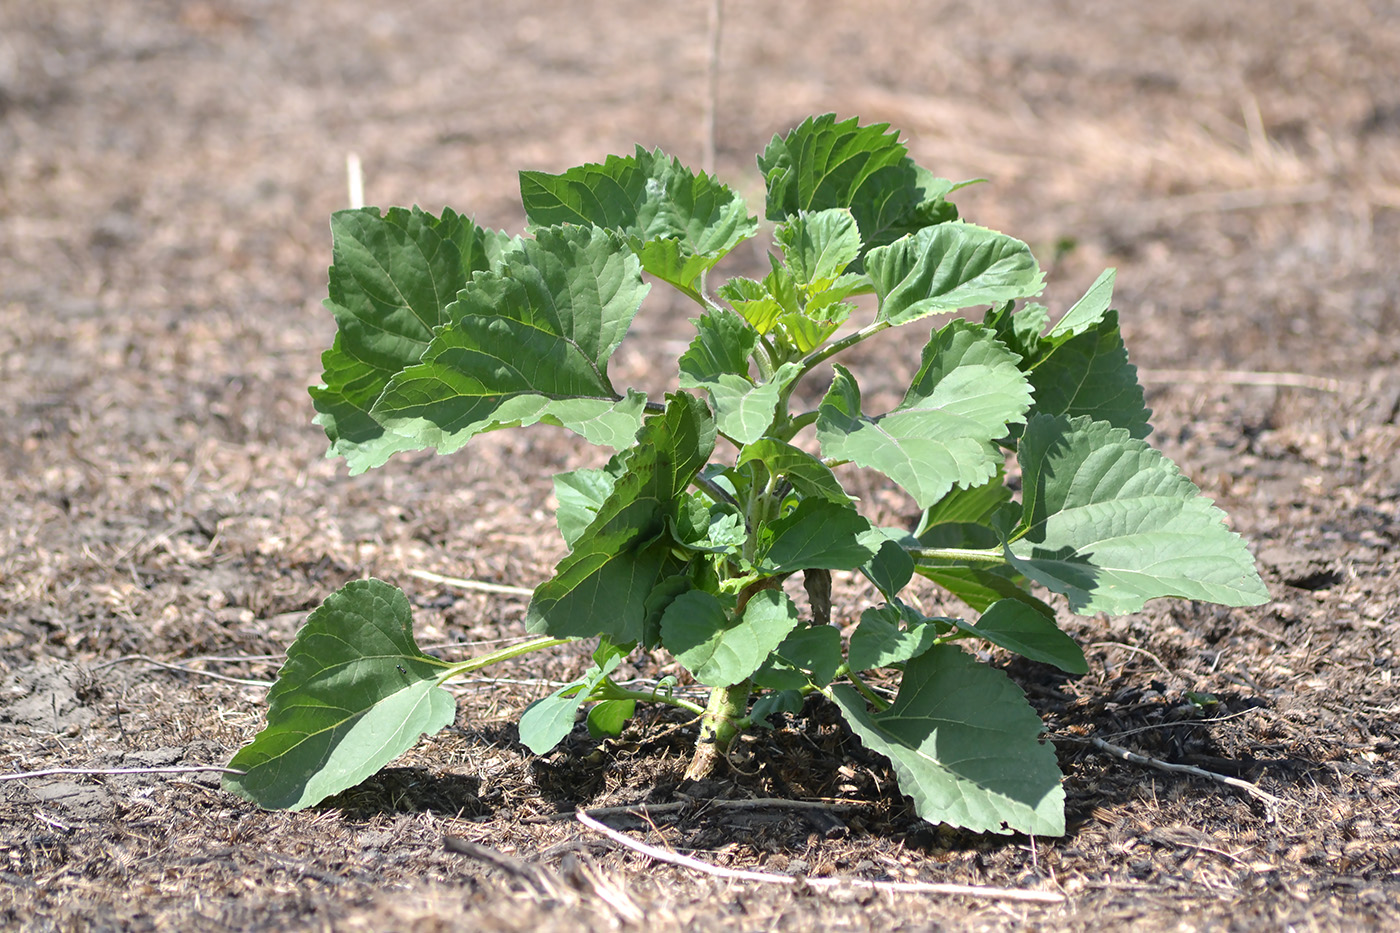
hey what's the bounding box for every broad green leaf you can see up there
[1025,311,1151,439]
[954,599,1087,674]
[371,225,648,454]
[866,222,1045,326]
[528,394,717,643]
[756,498,876,574]
[753,625,843,689]
[661,588,801,687]
[816,322,1033,508]
[518,655,622,755]
[224,580,455,811]
[848,605,945,672]
[587,699,636,739]
[858,527,917,600]
[984,301,1051,366]
[519,146,757,297]
[737,438,850,504]
[553,465,622,549]
[918,564,1054,616]
[830,646,1065,836]
[914,469,1013,547]
[311,207,511,474]
[750,689,805,727]
[758,114,964,255]
[775,208,862,287]
[1009,415,1270,613]
[704,363,803,445]
[1048,267,1116,339]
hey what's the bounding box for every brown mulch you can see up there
[2,1,1398,929]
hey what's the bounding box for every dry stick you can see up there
[701,0,722,176]
[575,811,1065,904]
[1136,368,1347,393]
[1067,735,1284,809]
[408,568,534,597]
[443,836,563,899]
[90,654,272,687]
[542,795,875,823]
[0,765,244,783]
[346,152,364,209]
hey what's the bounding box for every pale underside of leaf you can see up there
[830,646,1065,836]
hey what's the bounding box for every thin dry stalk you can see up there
[575,810,1065,904]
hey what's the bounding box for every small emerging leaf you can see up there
[519,654,622,755]
[848,605,945,672]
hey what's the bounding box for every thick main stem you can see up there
[683,678,751,781]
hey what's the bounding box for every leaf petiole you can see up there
[438,636,573,683]
[907,546,1006,565]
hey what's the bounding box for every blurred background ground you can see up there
[1,1,1398,929]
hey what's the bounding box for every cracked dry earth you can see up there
[2,0,1399,930]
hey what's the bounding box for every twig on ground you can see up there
[541,795,877,823]
[443,836,563,899]
[575,810,1065,903]
[408,568,534,597]
[561,852,646,924]
[1087,642,1179,680]
[0,765,244,783]
[1063,735,1284,810]
[90,655,272,687]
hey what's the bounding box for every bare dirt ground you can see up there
[2,1,1399,929]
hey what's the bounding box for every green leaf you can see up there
[816,321,1033,508]
[848,605,945,672]
[528,394,717,643]
[311,207,511,474]
[370,225,648,454]
[756,625,844,689]
[678,307,757,384]
[750,690,804,728]
[718,276,784,335]
[858,527,917,600]
[1025,310,1151,439]
[737,438,850,504]
[586,699,636,739]
[553,465,622,549]
[758,114,963,256]
[917,564,1051,615]
[756,498,876,574]
[1009,415,1270,613]
[775,208,862,287]
[520,146,757,297]
[955,599,1086,675]
[1048,267,1116,339]
[661,588,801,687]
[830,646,1065,836]
[224,580,455,811]
[866,222,1045,326]
[678,310,801,444]
[914,470,1013,548]
[518,654,622,755]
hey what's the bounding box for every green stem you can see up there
[772,320,893,431]
[846,671,891,712]
[683,678,752,780]
[599,683,707,717]
[908,545,1006,564]
[438,636,572,683]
